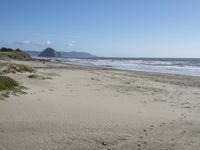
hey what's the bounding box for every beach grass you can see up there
[0,51,31,60]
[0,76,27,100]
[0,62,35,73]
[0,76,18,90]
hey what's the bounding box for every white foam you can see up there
[35,57,200,77]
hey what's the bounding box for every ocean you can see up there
[38,57,200,77]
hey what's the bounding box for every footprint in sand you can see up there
[159,122,166,127]
[178,113,187,121]
[149,125,154,130]
[138,136,143,139]
[136,140,148,150]
[143,129,148,136]
[137,143,141,148]
[181,113,187,118]
[181,130,186,134]
[170,120,176,124]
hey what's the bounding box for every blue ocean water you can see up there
[38,57,200,77]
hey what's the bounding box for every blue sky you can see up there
[0,0,200,57]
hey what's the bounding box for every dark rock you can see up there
[38,47,62,57]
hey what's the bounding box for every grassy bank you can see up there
[0,76,27,100]
[0,76,18,90]
[0,48,32,60]
[0,62,35,73]
[0,61,34,99]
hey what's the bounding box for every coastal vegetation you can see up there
[0,62,35,73]
[0,47,34,99]
[0,76,18,90]
[0,76,27,100]
[0,47,32,60]
[0,62,33,99]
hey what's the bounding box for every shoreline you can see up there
[38,56,200,77]
[33,57,200,79]
[36,60,200,88]
[0,59,200,150]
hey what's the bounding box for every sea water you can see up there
[38,57,200,77]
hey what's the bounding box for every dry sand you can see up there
[0,60,200,150]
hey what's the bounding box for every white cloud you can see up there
[16,40,31,45]
[67,41,76,47]
[44,40,52,46]
[2,40,54,48]
[35,40,53,47]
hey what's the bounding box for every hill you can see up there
[24,48,95,58]
[24,50,41,57]
[38,48,61,57]
[61,51,94,58]
[0,47,32,60]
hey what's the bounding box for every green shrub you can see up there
[0,47,32,60]
[0,76,18,90]
[0,76,27,100]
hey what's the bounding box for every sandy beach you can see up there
[0,60,200,150]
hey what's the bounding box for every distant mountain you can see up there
[24,48,95,58]
[24,50,41,57]
[38,48,61,57]
[61,51,94,58]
